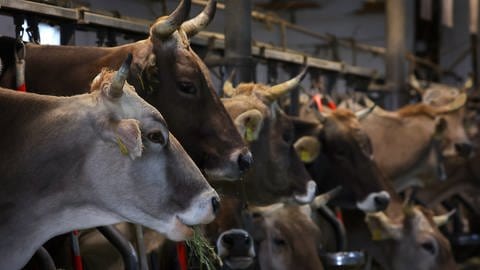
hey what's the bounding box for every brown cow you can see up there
[215,69,318,205]
[0,0,251,182]
[248,202,325,270]
[293,102,391,213]
[357,95,469,191]
[361,205,458,270]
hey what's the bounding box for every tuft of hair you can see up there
[330,108,356,120]
[90,68,116,93]
[234,83,271,96]
[397,103,436,118]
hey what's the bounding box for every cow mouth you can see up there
[224,256,255,269]
[174,216,195,239]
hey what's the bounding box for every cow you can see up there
[292,100,391,213]
[351,93,470,191]
[247,200,331,270]
[0,57,219,269]
[0,0,251,182]
[360,205,458,270]
[216,68,318,205]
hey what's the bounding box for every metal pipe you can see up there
[97,225,139,270]
[224,0,253,84]
[34,246,56,270]
[134,224,149,270]
[318,205,347,251]
[385,0,408,109]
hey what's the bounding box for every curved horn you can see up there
[223,70,237,97]
[182,0,216,37]
[409,74,424,94]
[151,0,191,39]
[108,53,132,99]
[433,209,456,227]
[311,186,343,209]
[265,66,308,100]
[355,104,376,120]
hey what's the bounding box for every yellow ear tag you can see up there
[245,126,255,142]
[371,228,384,241]
[116,137,129,156]
[300,150,311,163]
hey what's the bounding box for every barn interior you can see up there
[0,0,479,270]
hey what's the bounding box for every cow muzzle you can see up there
[167,189,220,241]
[356,191,391,213]
[205,148,253,182]
[217,229,256,270]
[455,142,473,158]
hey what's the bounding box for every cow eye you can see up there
[147,131,167,145]
[282,131,293,143]
[273,237,287,246]
[177,81,197,95]
[420,240,437,255]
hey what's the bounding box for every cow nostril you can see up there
[238,151,253,172]
[211,197,220,215]
[374,195,390,210]
[244,234,251,246]
[222,234,234,247]
[455,143,473,158]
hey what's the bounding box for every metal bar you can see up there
[134,224,149,270]
[471,33,479,89]
[34,246,56,270]
[97,225,139,270]
[81,12,149,33]
[225,0,253,83]
[0,0,78,20]
[385,0,408,109]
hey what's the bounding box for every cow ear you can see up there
[365,212,403,241]
[101,119,143,160]
[234,109,264,142]
[294,136,320,163]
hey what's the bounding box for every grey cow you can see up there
[0,58,218,269]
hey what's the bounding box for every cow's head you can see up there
[248,202,324,270]
[293,107,391,213]
[128,0,251,182]
[366,206,458,270]
[202,196,255,270]
[88,56,219,241]
[410,76,472,158]
[218,68,318,204]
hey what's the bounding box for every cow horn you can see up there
[433,209,456,227]
[355,104,376,120]
[265,66,308,100]
[182,0,216,37]
[151,0,191,39]
[409,74,424,94]
[223,70,237,97]
[311,186,343,209]
[109,53,132,99]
